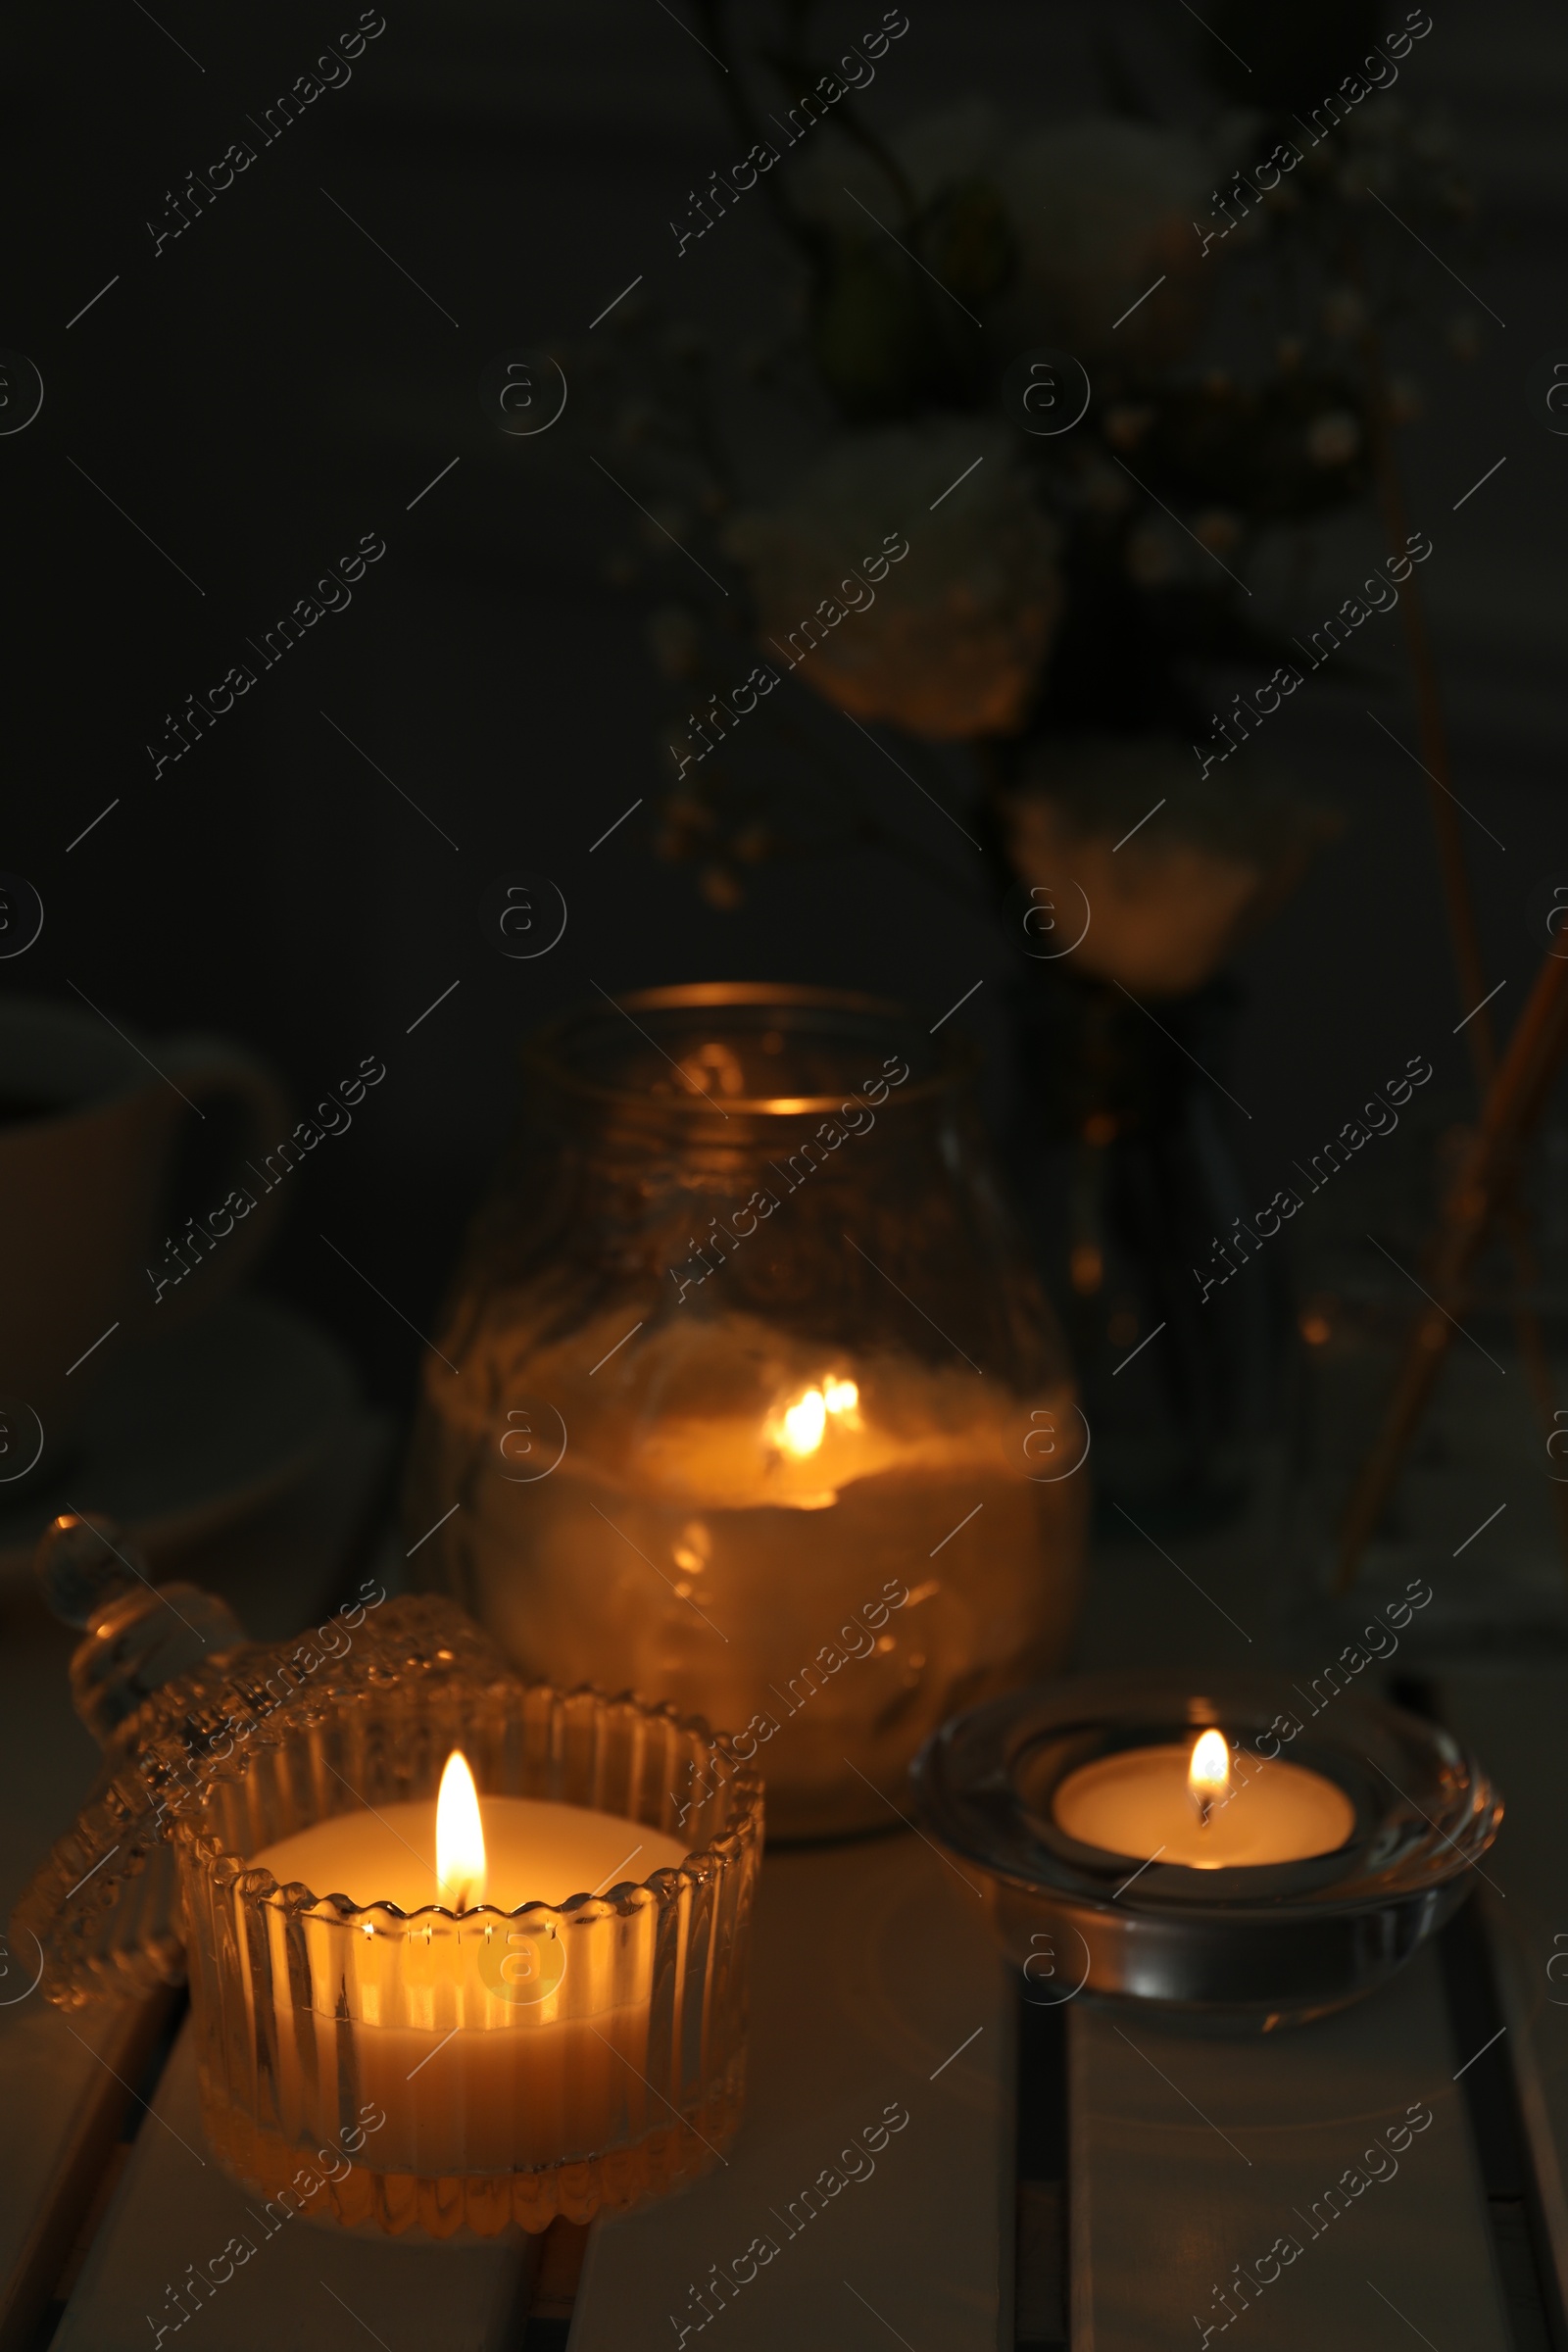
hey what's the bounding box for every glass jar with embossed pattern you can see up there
[405,984,1088,1838]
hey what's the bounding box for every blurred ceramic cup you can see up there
[0,996,289,1485]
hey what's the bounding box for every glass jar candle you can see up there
[406,984,1088,1838]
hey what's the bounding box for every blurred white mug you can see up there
[0,995,289,1481]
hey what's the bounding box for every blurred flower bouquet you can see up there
[568,0,1481,1518]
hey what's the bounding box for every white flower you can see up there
[795,107,1223,365]
[1002,736,1333,995]
[726,421,1062,739]
[994,117,1218,363]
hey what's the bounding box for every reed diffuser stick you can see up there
[1349,304,1568,1575]
[1334,945,1568,1592]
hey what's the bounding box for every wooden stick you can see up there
[1354,301,1568,1572]
[1334,945,1568,1591]
[1494,1197,1568,1571]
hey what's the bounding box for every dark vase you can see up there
[1004,961,1288,1532]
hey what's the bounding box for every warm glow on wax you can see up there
[436,1749,486,1911]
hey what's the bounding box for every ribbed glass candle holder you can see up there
[173,1680,760,2238]
[12,1593,761,2236]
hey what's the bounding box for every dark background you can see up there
[4,0,1563,1417]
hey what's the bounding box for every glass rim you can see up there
[913,1669,1500,1916]
[169,1684,765,1925]
[518,981,975,1117]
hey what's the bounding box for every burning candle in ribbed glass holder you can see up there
[15,1592,762,2239]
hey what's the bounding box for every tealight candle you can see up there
[245,1753,691,2178]
[253,1758,688,1916]
[1053,1729,1355,1868]
[914,1673,1500,2029]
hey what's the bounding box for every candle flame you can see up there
[436,1749,486,1911]
[780,1387,826,1456]
[1189,1729,1231,1817]
[773,1377,860,1458]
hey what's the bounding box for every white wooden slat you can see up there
[0,1992,172,2352]
[16,1407,542,2352]
[0,1412,392,2348]
[0,1518,158,2352]
[569,1830,1015,2352]
[49,2023,539,2352]
[1068,1943,1511,2350]
[1437,1666,1568,2308]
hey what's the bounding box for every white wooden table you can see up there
[3,1469,1562,2350]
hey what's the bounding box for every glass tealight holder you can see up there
[14,1590,761,2239]
[912,1670,1500,2033]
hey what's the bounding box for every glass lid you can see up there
[13,1592,528,2008]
